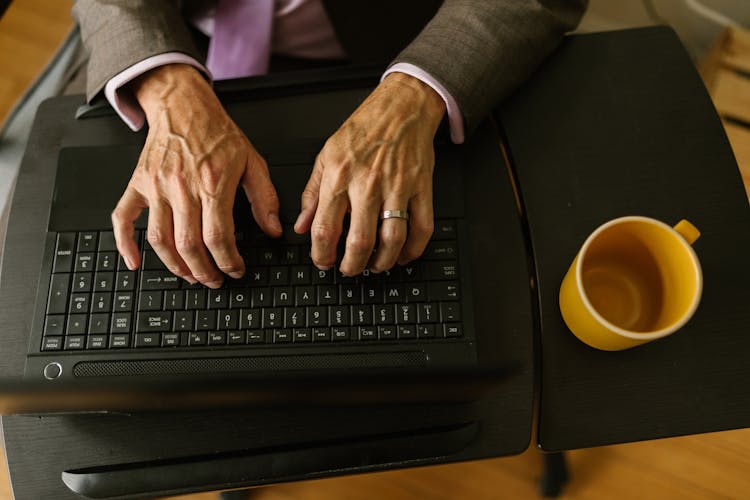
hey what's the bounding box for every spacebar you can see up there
[62,422,478,499]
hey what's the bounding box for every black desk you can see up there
[0,75,534,497]
[498,27,750,451]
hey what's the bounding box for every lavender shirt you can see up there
[104,0,464,143]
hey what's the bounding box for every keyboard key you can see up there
[318,285,338,305]
[248,269,268,285]
[394,263,422,281]
[433,220,457,240]
[42,336,63,351]
[444,324,463,338]
[135,333,161,347]
[96,252,117,272]
[53,232,75,273]
[404,284,427,302]
[91,292,112,313]
[208,331,227,345]
[280,247,298,264]
[140,271,180,290]
[290,266,310,285]
[239,309,261,329]
[332,327,350,341]
[330,306,349,326]
[109,334,130,348]
[313,327,331,342]
[208,289,228,309]
[295,286,315,306]
[111,313,132,333]
[307,307,327,327]
[73,272,92,292]
[397,325,417,339]
[115,271,136,291]
[257,247,278,265]
[417,325,437,338]
[246,330,265,344]
[273,329,292,343]
[351,306,373,327]
[138,291,163,311]
[69,293,90,314]
[384,286,404,303]
[362,284,382,304]
[378,325,397,340]
[94,272,115,292]
[312,269,334,284]
[186,289,206,309]
[77,232,97,252]
[74,253,95,272]
[44,315,65,336]
[273,287,294,307]
[195,310,217,330]
[87,335,108,349]
[98,231,117,252]
[340,284,361,305]
[418,303,438,323]
[262,308,282,328]
[440,302,462,322]
[42,274,68,309]
[173,310,195,331]
[424,241,457,260]
[268,267,289,285]
[65,335,86,350]
[218,310,239,330]
[113,292,133,312]
[162,333,181,347]
[428,281,460,301]
[230,290,250,308]
[137,312,172,332]
[395,304,416,324]
[142,250,168,270]
[189,332,207,346]
[374,305,394,325]
[164,290,184,310]
[251,288,272,307]
[227,331,245,345]
[88,314,110,334]
[358,326,377,340]
[284,307,305,328]
[293,328,311,342]
[427,262,458,280]
[67,315,87,335]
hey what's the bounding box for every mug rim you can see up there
[575,215,703,340]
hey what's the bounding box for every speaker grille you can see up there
[73,352,427,377]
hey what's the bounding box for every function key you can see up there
[77,232,98,252]
[246,330,265,344]
[433,220,457,240]
[53,232,76,273]
[227,331,245,345]
[273,329,292,343]
[98,231,117,252]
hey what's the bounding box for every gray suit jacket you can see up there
[72,0,586,134]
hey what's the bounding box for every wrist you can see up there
[382,72,446,127]
[131,64,213,120]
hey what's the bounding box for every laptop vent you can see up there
[72,352,428,377]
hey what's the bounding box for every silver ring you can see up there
[382,209,409,221]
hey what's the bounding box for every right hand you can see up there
[112,64,282,289]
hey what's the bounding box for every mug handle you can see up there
[674,219,700,245]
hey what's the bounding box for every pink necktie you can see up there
[207,0,275,80]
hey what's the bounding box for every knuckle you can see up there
[346,231,375,254]
[311,223,338,244]
[147,229,168,248]
[174,235,201,256]
[413,218,435,238]
[218,262,244,274]
[203,227,233,249]
[380,225,407,246]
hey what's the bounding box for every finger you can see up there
[294,155,324,234]
[202,194,245,285]
[310,171,348,270]
[339,195,379,276]
[112,187,147,270]
[398,191,434,265]
[370,198,410,273]
[172,194,219,286]
[145,199,193,280]
[242,152,282,237]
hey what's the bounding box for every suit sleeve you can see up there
[390,0,587,134]
[72,0,202,102]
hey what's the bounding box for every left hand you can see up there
[293,73,446,276]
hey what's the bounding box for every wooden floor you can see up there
[1,2,750,500]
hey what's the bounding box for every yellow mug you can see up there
[559,216,702,351]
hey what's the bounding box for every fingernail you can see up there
[269,213,282,233]
[316,264,332,271]
[229,271,244,279]
[124,256,136,270]
[206,280,223,289]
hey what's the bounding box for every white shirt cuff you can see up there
[104,53,210,131]
[382,63,465,144]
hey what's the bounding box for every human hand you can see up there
[294,73,446,276]
[112,64,282,288]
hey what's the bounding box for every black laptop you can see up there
[14,69,522,412]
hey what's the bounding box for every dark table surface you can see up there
[0,72,534,498]
[498,26,750,451]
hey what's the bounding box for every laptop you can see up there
[14,69,520,412]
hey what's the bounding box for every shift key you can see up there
[140,271,181,290]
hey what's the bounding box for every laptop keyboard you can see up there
[38,220,463,352]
